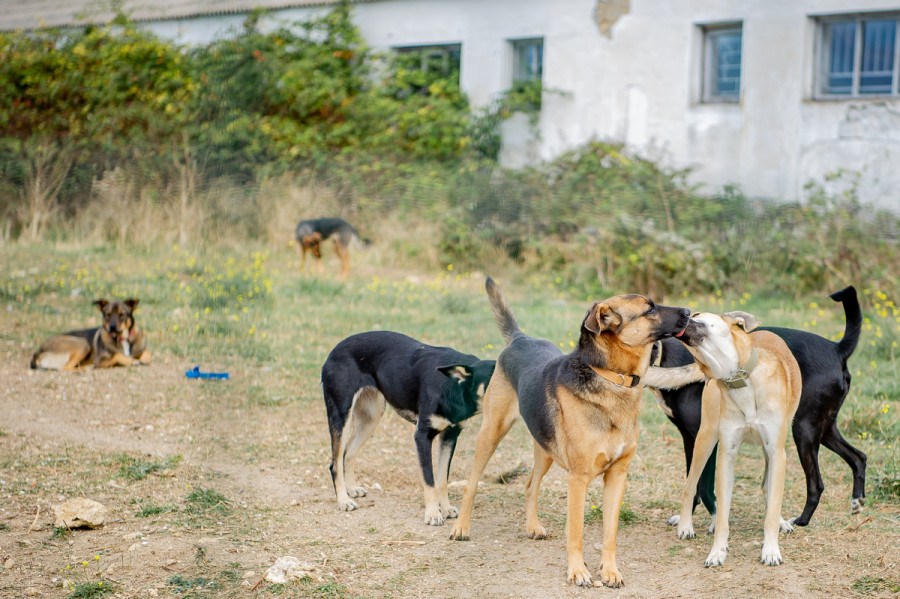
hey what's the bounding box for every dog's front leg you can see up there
[760,429,789,565]
[565,471,593,587]
[416,425,444,526]
[705,430,738,567]
[436,426,462,520]
[675,382,721,538]
[596,453,633,588]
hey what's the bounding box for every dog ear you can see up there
[437,365,473,383]
[583,302,620,334]
[724,311,760,332]
[93,299,109,311]
[125,298,140,312]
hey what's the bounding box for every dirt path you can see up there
[0,343,896,598]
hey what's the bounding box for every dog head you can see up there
[438,359,497,402]
[93,298,139,344]
[583,295,690,347]
[677,311,759,380]
[581,295,690,374]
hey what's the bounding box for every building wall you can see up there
[139,0,900,209]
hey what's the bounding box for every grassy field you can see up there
[0,242,898,598]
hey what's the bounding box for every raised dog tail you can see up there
[485,277,522,346]
[830,285,861,361]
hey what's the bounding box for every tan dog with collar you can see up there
[668,311,801,567]
[449,278,690,587]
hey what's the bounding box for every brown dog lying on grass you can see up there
[31,298,149,370]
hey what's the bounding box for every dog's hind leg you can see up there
[790,426,824,526]
[342,387,385,498]
[524,441,553,539]
[330,386,384,511]
[449,372,520,541]
[334,239,350,278]
[821,423,867,515]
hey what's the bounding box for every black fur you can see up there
[650,286,863,526]
[322,331,495,512]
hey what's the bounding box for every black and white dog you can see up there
[322,331,495,525]
[644,286,863,527]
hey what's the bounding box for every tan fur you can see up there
[450,288,688,588]
[673,313,801,567]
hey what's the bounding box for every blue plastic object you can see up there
[186,365,229,380]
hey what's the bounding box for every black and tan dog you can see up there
[644,286,863,527]
[31,298,149,370]
[295,217,368,278]
[322,331,495,525]
[449,278,689,587]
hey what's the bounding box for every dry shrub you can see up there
[76,167,174,246]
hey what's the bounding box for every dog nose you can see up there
[680,308,690,317]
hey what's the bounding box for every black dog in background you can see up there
[646,286,863,527]
[322,331,495,525]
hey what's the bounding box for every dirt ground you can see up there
[0,342,897,598]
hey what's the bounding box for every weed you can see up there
[0,522,9,532]
[67,581,115,599]
[118,454,182,481]
[585,503,641,525]
[51,526,70,540]
[851,575,900,594]
[168,574,217,594]
[185,488,231,514]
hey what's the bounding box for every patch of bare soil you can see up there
[0,343,897,598]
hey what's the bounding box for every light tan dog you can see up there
[665,311,801,567]
[449,278,689,587]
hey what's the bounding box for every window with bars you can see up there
[702,24,743,103]
[818,15,900,97]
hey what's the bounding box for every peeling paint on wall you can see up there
[594,0,629,39]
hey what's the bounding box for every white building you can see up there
[3,0,900,209]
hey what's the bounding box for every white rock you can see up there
[53,498,106,529]
[264,556,321,584]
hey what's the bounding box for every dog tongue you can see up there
[675,329,685,338]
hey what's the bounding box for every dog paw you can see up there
[568,563,593,587]
[761,543,783,566]
[337,498,358,512]
[851,497,865,514]
[598,565,624,588]
[449,524,469,541]
[527,524,547,540]
[424,507,445,526]
[667,514,680,526]
[677,523,696,539]
[348,486,367,499]
[779,518,794,534]
[708,519,716,534]
[442,505,459,519]
[704,547,727,567]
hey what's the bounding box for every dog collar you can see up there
[589,365,641,388]
[722,348,759,390]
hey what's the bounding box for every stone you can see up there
[53,498,106,529]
